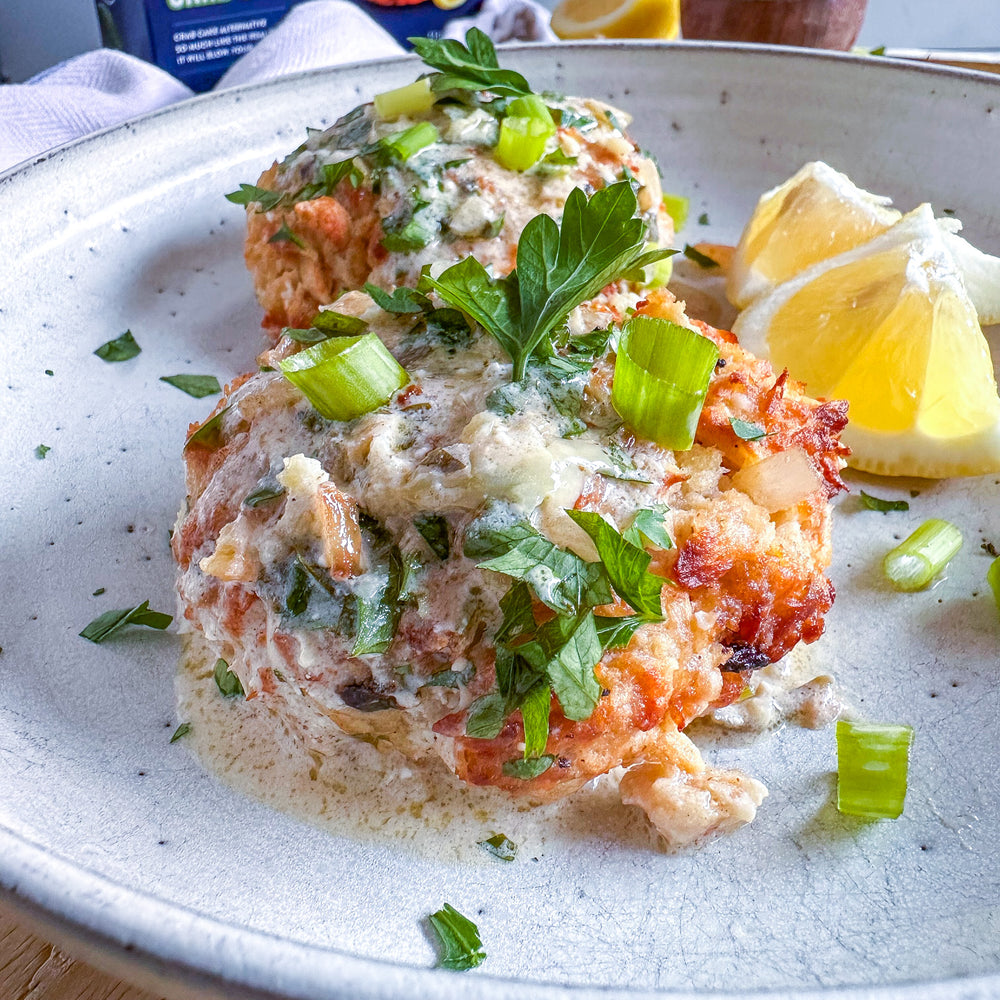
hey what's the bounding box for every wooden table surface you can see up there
[0,903,161,1000]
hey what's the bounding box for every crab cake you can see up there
[237,92,670,337]
[172,270,847,846]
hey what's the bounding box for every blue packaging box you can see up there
[97,0,482,92]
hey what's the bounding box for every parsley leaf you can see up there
[860,490,910,513]
[35,444,50,459]
[268,222,305,249]
[410,28,532,98]
[352,521,409,655]
[730,417,767,441]
[494,580,536,644]
[160,374,221,398]
[94,330,140,362]
[683,243,720,268]
[244,483,285,507]
[565,509,665,618]
[466,690,513,739]
[502,754,555,780]
[594,614,645,650]
[421,663,474,688]
[474,521,611,614]
[423,182,674,380]
[623,506,673,550]
[224,183,284,211]
[519,679,551,756]
[170,722,192,743]
[80,600,172,643]
[364,282,431,314]
[428,903,486,971]
[519,612,602,721]
[415,514,450,560]
[213,658,244,697]
[596,441,653,484]
[184,406,230,452]
[478,833,517,861]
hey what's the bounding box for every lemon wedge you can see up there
[733,204,1000,478]
[550,0,679,40]
[727,161,902,310]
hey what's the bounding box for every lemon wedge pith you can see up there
[550,0,679,40]
[734,205,1000,478]
[727,161,901,310]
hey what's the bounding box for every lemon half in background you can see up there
[550,0,679,40]
[734,204,1000,479]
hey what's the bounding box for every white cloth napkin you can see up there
[0,0,555,175]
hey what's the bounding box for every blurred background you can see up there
[0,0,995,86]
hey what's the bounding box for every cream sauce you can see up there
[175,634,841,859]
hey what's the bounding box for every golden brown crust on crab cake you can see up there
[173,288,844,841]
[241,97,671,338]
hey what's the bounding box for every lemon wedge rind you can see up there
[939,227,1000,325]
[843,423,1000,479]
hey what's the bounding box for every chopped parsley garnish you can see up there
[410,28,532,98]
[428,903,487,971]
[34,444,50,459]
[502,754,556,780]
[44,369,54,376]
[268,222,305,248]
[160,374,221,398]
[415,514,450,560]
[213,658,245,697]
[283,310,369,344]
[94,330,141,362]
[860,490,910,513]
[422,181,672,381]
[80,600,172,643]
[170,722,192,743]
[698,212,710,225]
[478,833,517,861]
[730,417,767,441]
[92,587,105,596]
[464,507,666,761]
[683,243,720,269]
[243,483,285,508]
[224,183,285,211]
[623,506,673,551]
[364,282,431,315]
[183,406,230,451]
[322,157,364,190]
[597,442,653,484]
[422,663,475,688]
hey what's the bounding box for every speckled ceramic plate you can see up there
[1,42,999,1000]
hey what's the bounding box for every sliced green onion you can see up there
[988,555,1000,616]
[611,316,719,451]
[506,94,554,124]
[495,100,555,172]
[279,333,408,422]
[882,518,962,591]
[374,77,435,120]
[644,245,673,289]
[384,121,439,161]
[428,903,486,971]
[661,192,689,232]
[836,719,913,819]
